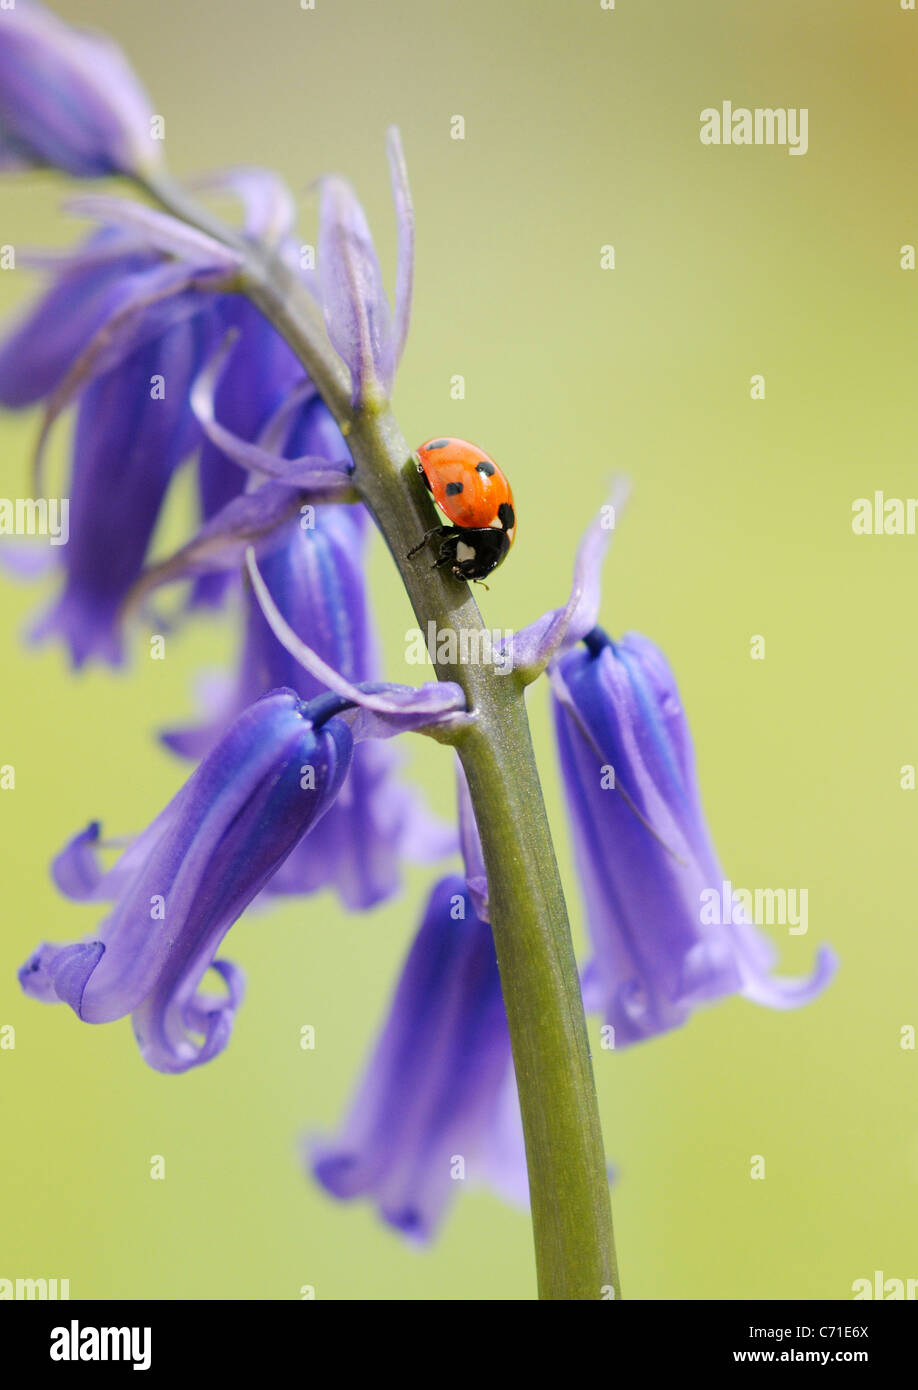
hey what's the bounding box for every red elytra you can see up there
[415,437,516,541]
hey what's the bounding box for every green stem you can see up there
[143,172,620,1299]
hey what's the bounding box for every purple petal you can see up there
[51,820,105,900]
[477,1061,531,1209]
[552,631,837,1045]
[738,944,839,1010]
[133,957,247,1075]
[457,762,489,921]
[190,334,354,489]
[185,167,297,246]
[189,298,313,609]
[0,539,58,579]
[317,175,394,407]
[22,690,354,1072]
[310,875,526,1240]
[0,236,151,408]
[269,739,453,910]
[65,196,242,272]
[19,940,105,1012]
[160,671,236,760]
[31,315,204,667]
[386,127,414,363]
[126,482,316,611]
[245,547,469,727]
[32,259,216,495]
[16,233,147,272]
[0,2,163,178]
[168,505,459,907]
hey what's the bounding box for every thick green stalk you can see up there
[143,173,620,1299]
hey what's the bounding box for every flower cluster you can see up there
[1,1,836,1246]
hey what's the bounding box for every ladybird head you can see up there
[449,527,510,581]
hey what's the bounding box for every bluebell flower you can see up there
[0,186,338,664]
[31,314,207,665]
[162,483,454,907]
[499,492,837,1046]
[127,376,448,909]
[0,127,413,659]
[20,690,351,1072]
[0,1,163,178]
[19,681,467,1073]
[310,875,527,1242]
[0,223,231,664]
[551,629,837,1046]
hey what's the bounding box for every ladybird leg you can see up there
[406,525,450,560]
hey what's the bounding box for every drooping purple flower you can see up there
[30,314,206,665]
[0,227,230,664]
[162,410,453,908]
[310,875,527,1242]
[0,190,339,663]
[18,662,468,1074]
[0,1,163,178]
[19,690,354,1072]
[552,628,837,1046]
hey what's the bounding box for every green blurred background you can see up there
[1,0,916,1300]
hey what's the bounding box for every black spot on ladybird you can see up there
[476,459,496,476]
[498,502,515,530]
[445,481,464,496]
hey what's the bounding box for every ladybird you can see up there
[407,437,516,582]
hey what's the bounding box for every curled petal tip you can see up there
[19,940,105,1017]
[741,943,839,1011]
